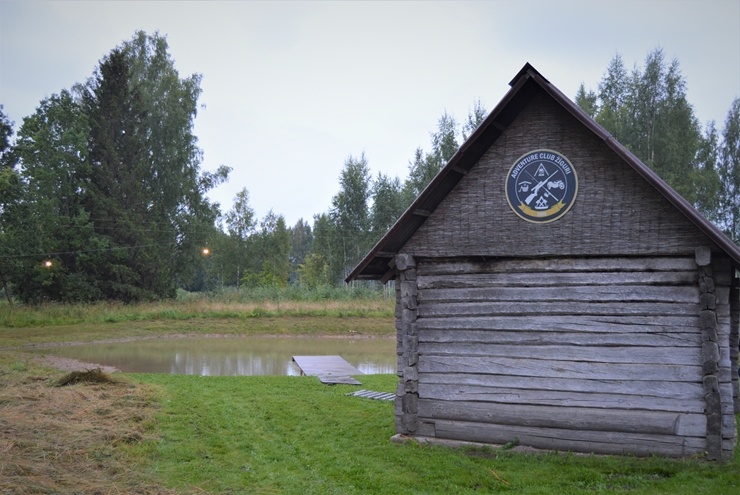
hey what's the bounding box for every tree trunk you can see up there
[0,269,13,307]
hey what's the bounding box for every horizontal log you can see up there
[418,355,704,382]
[419,328,701,347]
[417,271,699,290]
[418,301,704,317]
[419,285,699,304]
[418,372,704,400]
[410,422,736,460]
[417,315,701,333]
[416,256,698,276]
[417,399,706,436]
[428,419,705,457]
[417,383,705,413]
[417,342,701,366]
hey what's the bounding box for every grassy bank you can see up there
[1,302,739,494]
[0,288,394,328]
[0,296,395,349]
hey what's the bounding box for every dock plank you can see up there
[292,355,363,385]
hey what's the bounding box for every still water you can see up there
[33,336,397,376]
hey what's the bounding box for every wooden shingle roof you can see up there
[346,63,740,282]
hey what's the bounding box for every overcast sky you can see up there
[1,0,739,227]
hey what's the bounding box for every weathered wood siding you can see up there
[403,93,715,259]
[388,81,738,460]
[731,273,740,415]
[393,255,737,459]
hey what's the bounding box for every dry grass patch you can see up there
[0,357,179,495]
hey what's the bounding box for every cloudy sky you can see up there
[1,0,739,226]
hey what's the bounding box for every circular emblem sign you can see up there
[505,149,578,223]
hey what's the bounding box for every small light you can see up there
[43,260,53,268]
[202,248,211,256]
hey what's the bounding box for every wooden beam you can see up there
[380,269,396,285]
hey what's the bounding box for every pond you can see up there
[32,336,397,376]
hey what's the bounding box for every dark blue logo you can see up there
[505,150,578,223]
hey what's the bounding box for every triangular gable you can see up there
[347,63,740,282]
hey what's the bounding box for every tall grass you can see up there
[0,286,395,328]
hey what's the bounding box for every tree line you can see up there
[196,100,487,294]
[576,49,739,242]
[1,35,738,304]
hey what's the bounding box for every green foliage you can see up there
[461,99,487,140]
[403,147,438,203]
[403,105,485,203]
[329,154,373,281]
[298,252,332,289]
[222,187,256,289]
[403,113,460,202]
[0,106,19,305]
[7,91,103,304]
[370,172,405,241]
[577,48,737,232]
[694,121,722,224]
[718,98,740,242]
[289,218,313,282]
[607,50,704,202]
[575,83,598,118]
[3,31,226,304]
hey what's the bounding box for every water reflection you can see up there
[33,336,397,376]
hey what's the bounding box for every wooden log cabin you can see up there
[346,64,740,461]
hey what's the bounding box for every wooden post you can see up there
[696,247,722,460]
[395,254,419,435]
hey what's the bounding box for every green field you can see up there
[1,299,738,494]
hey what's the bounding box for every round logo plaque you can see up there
[505,149,578,223]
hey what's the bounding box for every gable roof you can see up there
[347,63,740,282]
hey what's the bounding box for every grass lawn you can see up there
[123,372,740,495]
[1,299,739,494]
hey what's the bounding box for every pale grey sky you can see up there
[1,0,739,226]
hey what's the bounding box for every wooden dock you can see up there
[292,355,363,385]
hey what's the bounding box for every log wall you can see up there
[393,254,738,459]
[731,271,740,415]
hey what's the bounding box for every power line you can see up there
[0,241,208,260]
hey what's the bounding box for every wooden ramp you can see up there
[292,355,363,385]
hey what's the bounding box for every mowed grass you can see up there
[126,373,740,495]
[1,298,739,494]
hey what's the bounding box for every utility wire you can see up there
[0,241,208,260]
